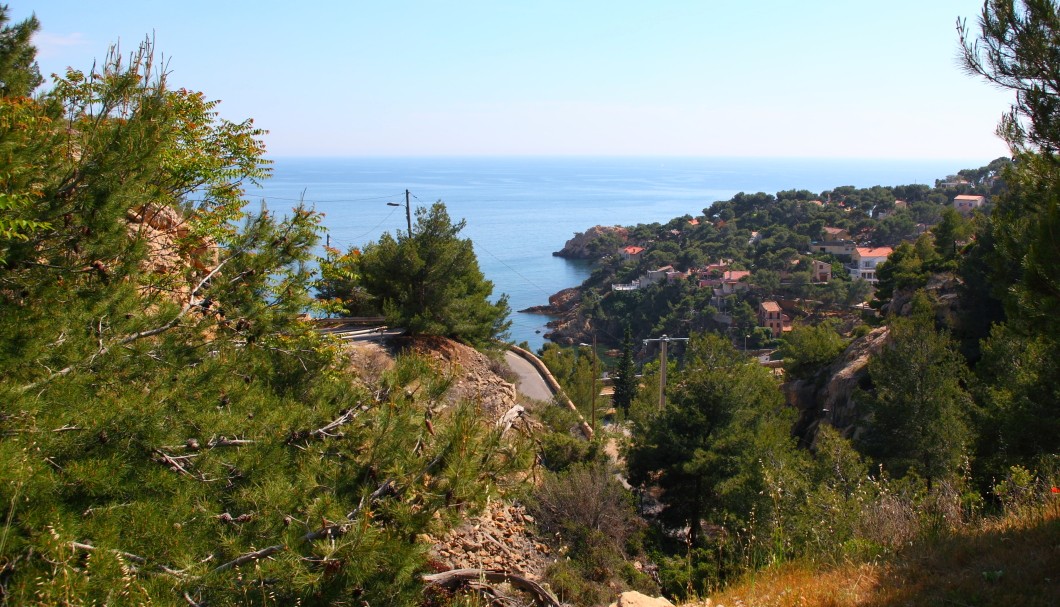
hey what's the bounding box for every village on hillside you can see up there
[546,170,998,355]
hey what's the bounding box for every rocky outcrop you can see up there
[543,313,592,347]
[517,286,594,345]
[553,225,628,259]
[126,203,215,276]
[408,336,519,422]
[785,326,890,444]
[609,591,674,607]
[518,286,582,315]
[428,500,553,580]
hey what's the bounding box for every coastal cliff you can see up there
[552,224,628,259]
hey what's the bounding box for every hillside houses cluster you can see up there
[607,191,987,340]
[614,231,892,293]
[612,229,896,338]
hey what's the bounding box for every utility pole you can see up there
[642,334,688,410]
[404,188,412,235]
[387,189,413,236]
[579,335,599,434]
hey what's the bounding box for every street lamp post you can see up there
[387,189,412,235]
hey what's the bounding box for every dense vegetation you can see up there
[533,1,1060,601]
[0,11,524,605]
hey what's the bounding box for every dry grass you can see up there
[690,499,1059,607]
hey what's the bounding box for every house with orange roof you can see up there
[700,269,751,294]
[848,246,893,284]
[758,301,792,337]
[620,245,645,261]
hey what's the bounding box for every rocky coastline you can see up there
[551,224,628,259]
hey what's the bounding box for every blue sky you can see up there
[20,1,1013,160]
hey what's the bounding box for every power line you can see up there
[257,193,406,205]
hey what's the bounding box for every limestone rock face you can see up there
[548,287,582,313]
[125,203,216,302]
[785,326,890,443]
[553,225,628,259]
[429,500,552,580]
[608,590,675,607]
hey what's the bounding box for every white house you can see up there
[848,247,893,284]
[953,195,986,215]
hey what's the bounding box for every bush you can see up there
[531,463,654,599]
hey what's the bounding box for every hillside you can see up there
[698,501,1060,607]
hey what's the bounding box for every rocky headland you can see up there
[552,224,628,259]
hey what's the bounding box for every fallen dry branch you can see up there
[423,568,562,607]
[310,405,367,438]
[211,544,285,574]
[207,436,254,448]
[70,541,186,578]
[153,449,212,482]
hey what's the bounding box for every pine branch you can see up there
[18,256,234,393]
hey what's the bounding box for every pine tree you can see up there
[0,5,42,98]
[958,0,1060,471]
[0,34,527,606]
[359,201,511,346]
[626,333,800,544]
[858,293,973,484]
[612,324,638,413]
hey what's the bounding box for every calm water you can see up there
[250,156,989,350]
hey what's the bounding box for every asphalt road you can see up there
[504,350,555,402]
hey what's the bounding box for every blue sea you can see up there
[250,156,991,351]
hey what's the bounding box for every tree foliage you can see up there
[778,322,847,381]
[959,0,1060,474]
[626,333,799,543]
[961,0,1060,154]
[0,4,41,97]
[358,201,511,346]
[611,325,639,413]
[858,294,974,484]
[0,34,525,606]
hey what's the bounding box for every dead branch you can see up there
[207,436,254,448]
[161,436,254,451]
[211,544,285,574]
[70,541,186,578]
[496,404,525,435]
[309,405,367,438]
[154,449,211,482]
[422,568,562,607]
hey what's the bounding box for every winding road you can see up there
[504,350,554,402]
[312,319,558,404]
